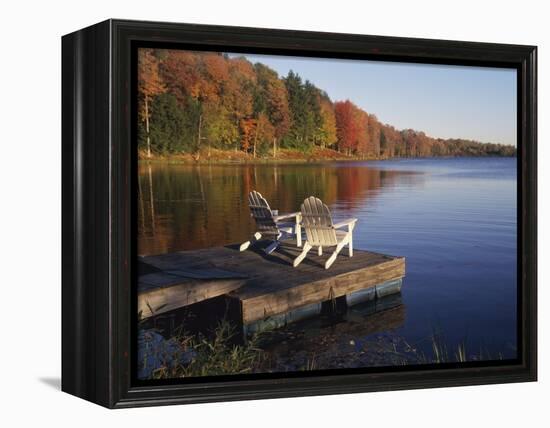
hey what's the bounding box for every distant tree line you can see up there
[138,48,516,158]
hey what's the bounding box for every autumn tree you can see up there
[138,49,165,157]
[379,129,388,157]
[201,53,236,154]
[367,114,381,157]
[240,118,256,153]
[354,108,369,156]
[380,125,403,158]
[416,131,432,157]
[159,50,200,103]
[319,97,338,149]
[334,100,358,155]
[227,57,256,120]
[254,63,290,155]
[204,104,239,154]
[253,113,276,157]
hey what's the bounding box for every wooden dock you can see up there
[138,241,405,331]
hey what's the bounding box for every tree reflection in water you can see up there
[137,162,423,256]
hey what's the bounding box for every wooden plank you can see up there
[237,256,405,324]
[138,278,246,318]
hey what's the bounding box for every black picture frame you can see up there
[62,19,537,408]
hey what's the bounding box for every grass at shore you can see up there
[138,147,385,165]
[143,321,507,380]
[149,321,266,379]
[139,148,515,166]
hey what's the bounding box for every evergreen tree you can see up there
[283,70,306,148]
[303,81,323,148]
[147,93,200,154]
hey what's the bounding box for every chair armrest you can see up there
[333,218,357,229]
[274,212,301,222]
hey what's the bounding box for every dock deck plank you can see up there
[139,241,405,324]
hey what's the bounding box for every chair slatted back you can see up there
[248,191,279,236]
[300,197,337,246]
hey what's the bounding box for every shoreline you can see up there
[138,148,516,166]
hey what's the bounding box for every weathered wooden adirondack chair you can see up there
[240,191,302,254]
[294,196,357,269]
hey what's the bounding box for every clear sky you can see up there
[229,53,517,146]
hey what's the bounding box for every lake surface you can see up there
[138,157,517,363]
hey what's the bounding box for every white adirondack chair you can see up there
[293,196,357,269]
[240,191,302,254]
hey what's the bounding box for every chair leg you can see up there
[293,242,312,267]
[348,233,353,257]
[296,223,302,247]
[325,242,345,269]
[295,213,302,247]
[318,246,323,256]
[240,232,262,251]
[264,240,280,255]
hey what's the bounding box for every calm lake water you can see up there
[138,157,517,364]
